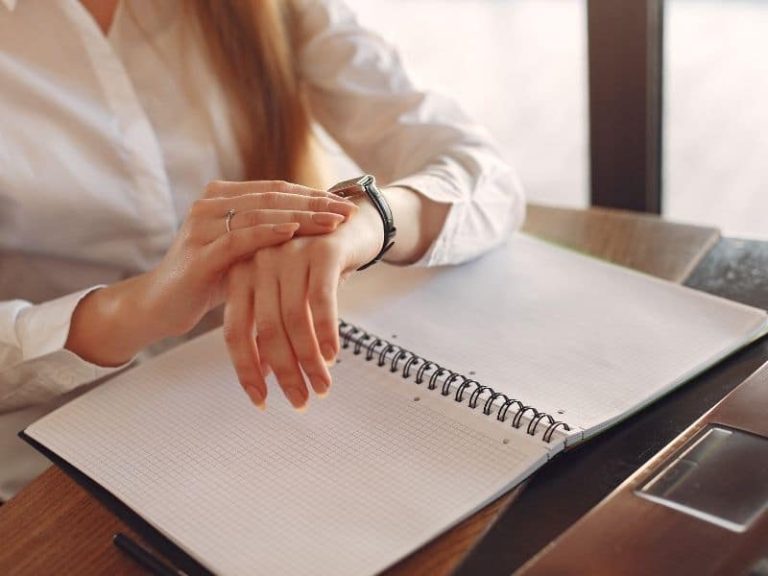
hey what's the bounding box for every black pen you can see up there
[113,532,186,576]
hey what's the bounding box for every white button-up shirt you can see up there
[0,0,524,499]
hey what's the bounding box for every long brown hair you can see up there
[189,1,318,185]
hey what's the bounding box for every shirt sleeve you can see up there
[294,0,526,266]
[0,288,128,413]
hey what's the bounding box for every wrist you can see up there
[66,272,169,366]
[330,175,395,270]
[347,194,385,269]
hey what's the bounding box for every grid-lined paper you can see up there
[340,234,768,437]
[26,330,549,576]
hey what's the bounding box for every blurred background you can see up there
[335,0,768,240]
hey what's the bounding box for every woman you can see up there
[0,0,524,499]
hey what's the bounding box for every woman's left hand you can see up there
[223,198,384,409]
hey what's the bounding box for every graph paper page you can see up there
[339,234,768,437]
[26,330,550,576]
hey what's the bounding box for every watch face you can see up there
[328,183,364,199]
[328,175,372,198]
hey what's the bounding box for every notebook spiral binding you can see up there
[339,320,571,444]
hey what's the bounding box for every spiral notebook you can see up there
[22,235,768,576]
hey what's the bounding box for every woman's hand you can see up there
[223,197,384,409]
[66,181,355,368]
[142,180,356,339]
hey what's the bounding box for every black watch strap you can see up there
[328,175,396,271]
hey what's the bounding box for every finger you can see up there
[236,193,356,218]
[201,193,356,220]
[217,209,344,241]
[203,223,298,274]
[204,179,350,201]
[308,245,342,367]
[223,264,267,409]
[253,254,310,411]
[280,262,332,398]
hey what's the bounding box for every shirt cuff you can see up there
[385,173,466,268]
[14,287,131,395]
[387,164,526,268]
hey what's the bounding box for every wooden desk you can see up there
[0,205,721,576]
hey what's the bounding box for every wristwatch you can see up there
[328,175,396,271]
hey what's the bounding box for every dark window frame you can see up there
[588,0,664,213]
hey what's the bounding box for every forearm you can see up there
[65,273,167,367]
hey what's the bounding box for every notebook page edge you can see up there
[573,317,768,444]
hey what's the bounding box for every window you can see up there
[664,0,768,239]
[335,0,590,208]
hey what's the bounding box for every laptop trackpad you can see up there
[638,425,768,532]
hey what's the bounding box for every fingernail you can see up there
[286,385,308,411]
[321,344,337,366]
[311,212,344,227]
[246,387,266,411]
[328,200,355,215]
[273,222,300,235]
[312,371,331,397]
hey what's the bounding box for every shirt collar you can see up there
[1,0,18,11]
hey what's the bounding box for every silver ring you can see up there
[225,209,236,233]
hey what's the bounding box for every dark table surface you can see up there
[456,237,768,576]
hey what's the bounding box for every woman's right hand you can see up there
[65,180,356,368]
[142,180,357,339]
